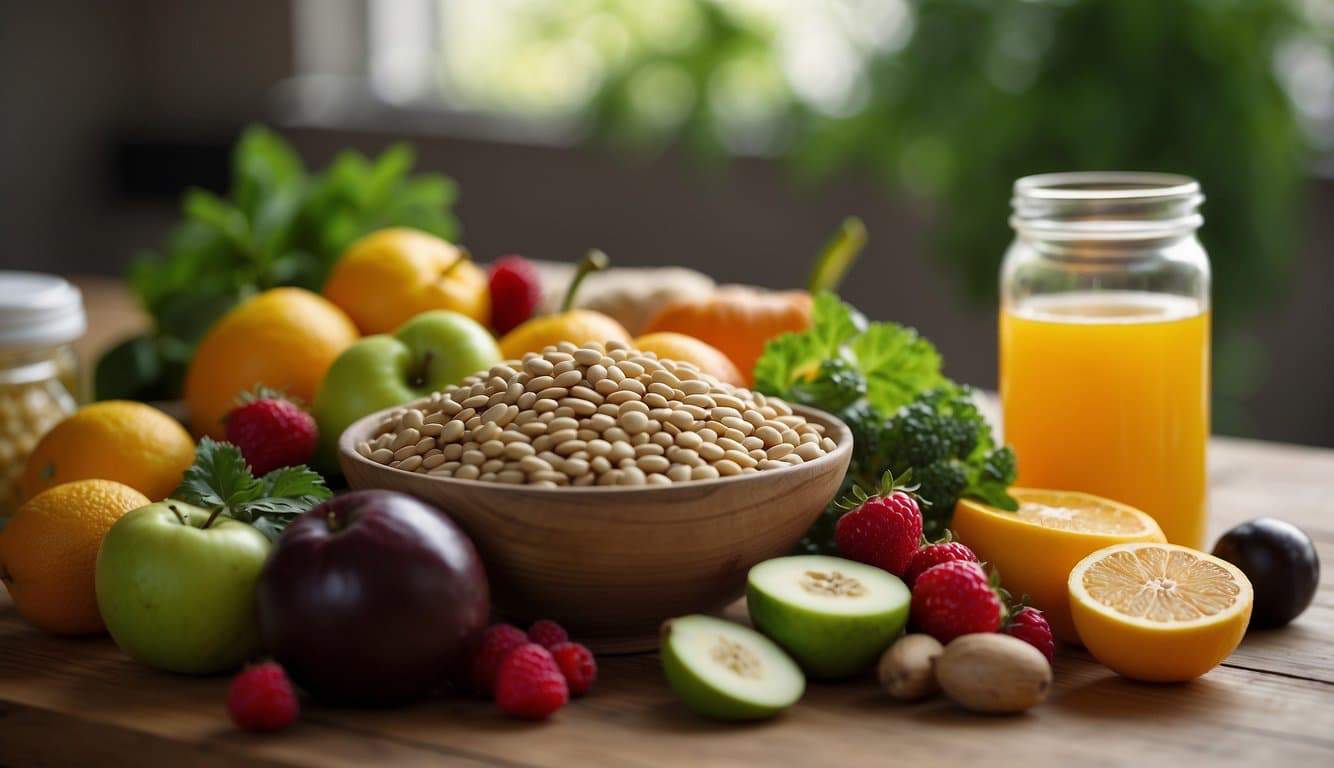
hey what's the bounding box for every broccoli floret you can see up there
[799,384,1016,552]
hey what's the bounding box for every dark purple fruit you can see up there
[1212,517,1319,629]
[256,490,490,705]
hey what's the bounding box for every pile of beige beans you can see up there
[356,340,837,487]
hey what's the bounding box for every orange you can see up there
[0,479,150,634]
[22,401,195,502]
[323,228,490,335]
[952,489,1165,643]
[633,332,745,386]
[499,309,632,360]
[1069,542,1252,681]
[184,287,358,438]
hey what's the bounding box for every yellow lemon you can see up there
[22,401,195,502]
[632,332,745,386]
[1069,542,1252,682]
[323,228,489,335]
[184,288,358,438]
[498,250,631,359]
[952,489,1165,643]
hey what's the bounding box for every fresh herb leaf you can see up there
[172,437,331,540]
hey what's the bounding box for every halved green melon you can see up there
[660,615,805,721]
[747,555,910,678]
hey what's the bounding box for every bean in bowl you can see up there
[355,340,836,487]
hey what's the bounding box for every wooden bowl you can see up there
[339,405,852,653]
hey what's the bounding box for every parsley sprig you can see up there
[172,437,331,541]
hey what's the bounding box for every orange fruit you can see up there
[499,309,632,360]
[323,228,490,335]
[952,489,1165,643]
[633,332,745,386]
[22,401,195,502]
[185,288,358,438]
[0,479,150,634]
[1069,542,1252,681]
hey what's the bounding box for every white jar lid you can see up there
[0,272,87,348]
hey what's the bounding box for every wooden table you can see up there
[1,280,1331,767]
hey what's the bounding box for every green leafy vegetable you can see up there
[99,125,460,401]
[754,294,1017,547]
[173,437,332,541]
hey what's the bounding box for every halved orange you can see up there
[952,489,1166,643]
[1069,543,1252,682]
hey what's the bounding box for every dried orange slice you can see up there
[952,489,1165,643]
[1068,542,1252,681]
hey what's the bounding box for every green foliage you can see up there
[580,0,1310,432]
[755,294,1016,548]
[100,126,459,401]
[172,437,332,542]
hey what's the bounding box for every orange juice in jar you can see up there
[999,174,1211,547]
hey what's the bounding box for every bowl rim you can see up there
[338,401,853,494]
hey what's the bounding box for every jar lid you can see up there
[0,272,87,348]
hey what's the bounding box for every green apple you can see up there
[660,614,805,721]
[313,309,502,471]
[746,555,910,679]
[95,501,271,675]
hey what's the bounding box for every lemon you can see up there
[1068,543,1252,681]
[952,489,1165,643]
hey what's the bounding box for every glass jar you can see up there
[999,172,1210,547]
[0,273,86,516]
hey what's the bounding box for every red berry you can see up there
[548,642,597,696]
[835,491,922,577]
[471,623,529,695]
[227,662,299,733]
[225,394,318,475]
[1003,606,1055,662]
[910,560,1004,643]
[489,255,543,335]
[527,619,569,649]
[495,643,569,720]
[904,540,978,587]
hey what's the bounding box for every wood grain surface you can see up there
[0,280,1329,766]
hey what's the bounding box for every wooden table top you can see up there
[1,279,1330,767]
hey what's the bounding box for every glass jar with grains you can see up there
[0,273,86,516]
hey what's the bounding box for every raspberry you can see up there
[227,662,298,733]
[1003,606,1055,662]
[495,643,569,720]
[471,623,529,695]
[527,619,569,649]
[910,560,1004,643]
[835,473,923,576]
[489,255,543,335]
[548,642,597,696]
[904,539,978,587]
[224,391,318,475]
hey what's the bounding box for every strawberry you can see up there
[224,389,318,475]
[1003,605,1055,662]
[470,623,529,696]
[910,560,1004,643]
[495,643,569,720]
[527,619,569,649]
[834,470,924,576]
[904,533,978,587]
[227,662,299,733]
[549,641,597,696]
[489,255,543,335]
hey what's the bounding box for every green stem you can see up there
[561,250,609,313]
[442,247,471,278]
[203,505,226,530]
[806,217,867,294]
